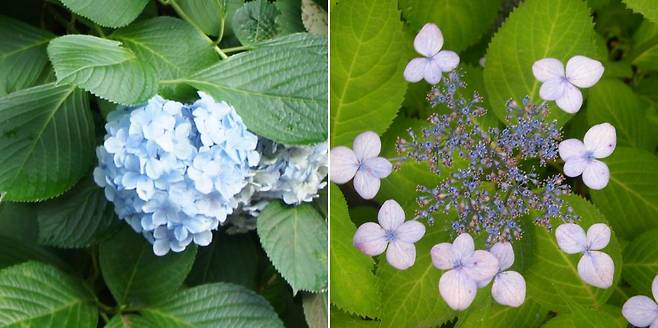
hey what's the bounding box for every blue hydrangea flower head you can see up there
[94,92,259,256]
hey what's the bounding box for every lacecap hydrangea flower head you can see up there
[95,92,328,255]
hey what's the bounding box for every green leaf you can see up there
[183,33,327,145]
[232,0,280,45]
[111,17,218,100]
[303,292,328,328]
[0,202,37,242]
[105,315,159,328]
[141,282,284,327]
[0,83,94,201]
[186,231,260,289]
[47,34,158,105]
[257,202,328,293]
[399,0,502,52]
[590,147,658,238]
[623,0,658,23]
[0,261,97,327]
[622,229,658,296]
[173,0,224,36]
[633,45,658,70]
[330,307,380,328]
[0,16,53,96]
[586,79,658,151]
[99,227,198,307]
[524,195,622,312]
[330,0,408,146]
[276,0,305,34]
[58,0,149,28]
[484,0,602,125]
[541,304,626,328]
[377,226,455,328]
[329,184,380,318]
[37,177,120,248]
[455,297,548,328]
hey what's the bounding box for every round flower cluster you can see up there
[94,92,259,256]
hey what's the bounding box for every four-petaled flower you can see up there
[404,23,460,84]
[622,275,658,328]
[330,131,392,199]
[353,199,425,270]
[431,233,499,310]
[555,222,614,288]
[559,123,616,190]
[488,242,526,307]
[532,55,604,113]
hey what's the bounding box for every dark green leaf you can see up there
[99,227,197,307]
[37,177,120,248]
[276,0,305,34]
[622,229,658,296]
[58,0,149,28]
[257,202,328,293]
[232,0,280,45]
[0,83,94,201]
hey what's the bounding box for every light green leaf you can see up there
[541,304,626,328]
[399,0,502,52]
[99,227,197,307]
[232,0,280,45]
[303,292,327,328]
[186,231,260,289]
[633,45,658,70]
[0,261,97,327]
[257,202,328,293]
[141,282,284,327]
[47,34,158,105]
[484,0,602,125]
[525,195,622,312]
[330,308,380,328]
[182,33,327,145]
[105,315,159,328]
[590,147,658,238]
[58,0,149,28]
[378,226,455,328]
[623,0,658,23]
[329,184,380,318]
[455,297,548,328]
[276,0,305,34]
[37,177,119,248]
[586,79,658,151]
[173,0,224,36]
[111,17,218,100]
[330,0,408,146]
[622,229,658,296]
[0,16,53,96]
[0,83,94,201]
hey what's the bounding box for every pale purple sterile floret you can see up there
[555,222,614,288]
[404,23,460,84]
[330,131,393,200]
[559,122,616,190]
[622,275,658,328]
[353,200,425,270]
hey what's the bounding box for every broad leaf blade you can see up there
[48,34,158,105]
[185,33,327,145]
[0,83,94,201]
[623,0,658,23]
[105,315,159,328]
[257,202,328,293]
[590,147,658,238]
[484,0,602,125]
[455,297,548,328]
[622,229,658,296]
[141,282,284,327]
[586,79,658,151]
[303,292,328,328]
[329,184,380,318]
[399,0,502,52]
[330,0,407,146]
[0,16,53,96]
[232,0,280,45]
[99,227,197,307]
[111,17,219,99]
[58,0,149,28]
[0,261,97,327]
[37,177,120,248]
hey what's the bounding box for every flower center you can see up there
[384,230,397,242]
[584,151,595,162]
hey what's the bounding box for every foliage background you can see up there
[0,0,328,327]
[330,0,658,327]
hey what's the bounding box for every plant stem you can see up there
[99,311,110,324]
[223,45,251,53]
